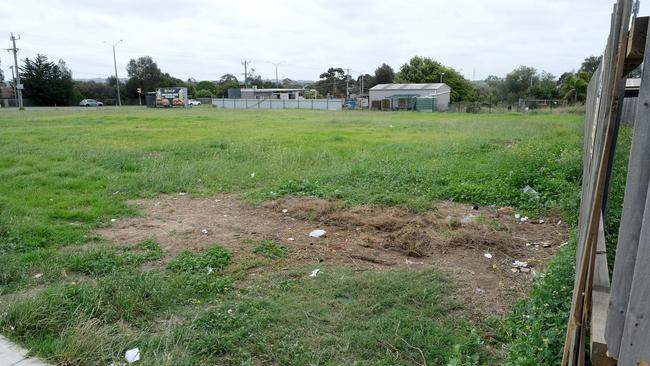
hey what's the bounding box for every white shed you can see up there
[369,83,451,111]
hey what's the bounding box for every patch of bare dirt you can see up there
[97,195,568,319]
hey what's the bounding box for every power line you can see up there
[5,33,23,109]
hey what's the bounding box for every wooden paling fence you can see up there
[562,0,650,364]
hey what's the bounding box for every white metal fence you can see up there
[211,98,344,111]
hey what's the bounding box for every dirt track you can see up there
[97,194,568,318]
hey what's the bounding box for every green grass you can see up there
[252,239,290,259]
[0,107,586,365]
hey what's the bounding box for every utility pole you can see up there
[103,40,123,106]
[10,65,17,107]
[241,60,250,88]
[346,68,350,99]
[6,33,23,109]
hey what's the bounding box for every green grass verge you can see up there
[0,107,588,364]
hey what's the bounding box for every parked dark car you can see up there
[79,99,103,107]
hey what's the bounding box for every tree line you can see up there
[2,53,615,106]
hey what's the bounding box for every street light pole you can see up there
[267,61,283,88]
[440,72,446,83]
[104,40,123,106]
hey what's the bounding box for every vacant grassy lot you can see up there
[0,107,584,365]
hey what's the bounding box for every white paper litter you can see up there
[33,273,43,279]
[309,229,326,238]
[125,347,140,363]
[250,172,255,178]
[201,229,209,235]
[282,209,288,213]
[207,266,214,274]
[288,237,295,241]
[309,269,321,277]
[520,216,529,222]
[514,213,521,219]
[179,192,187,196]
[111,218,117,223]
[512,260,529,268]
[484,253,493,259]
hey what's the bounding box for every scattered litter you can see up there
[405,259,413,265]
[560,241,569,247]
[525,243,531,247]
[206,265,214,274]
[309,229,326,238]
[557,220,563,226]
[514,213,521,219]
[227,308,233,315]
[9,326,15,331]
[512,260,529,268]
[484,253,493,259]
[540,219,545,224]
[309,269,321,277]
[250,172,256,178]
[520,267,531,273]
[282,209,288,213]
[520,216,529,222]
[511,268,519,273]
[288,237,295,241]
[541,241,552,248]
[214,199,221,203]
[33,273,43,279]
[179,192,187,196]
[475,287,484,294]
[111,218,117,223]
[461,215,475,224]
[201,229,209,235]
[125,347,140,363]
[522,185,540,199]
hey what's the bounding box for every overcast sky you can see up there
[0,0,642,82]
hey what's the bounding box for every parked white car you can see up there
[189,99,201,106]
[79,99,103,107]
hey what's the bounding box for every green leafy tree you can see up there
[528,72,560,100]
[74,77,125,105]
[395,56,476,102]
[215,74,239,97]
[196,80,218,95]
[502,66,538,103]
[21,54,75,106]
[560,72,589,104]
[580,55,602,79]
[125,56,184,97]
[313,67,347,97]
[374,63,394,85]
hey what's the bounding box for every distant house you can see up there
[228,86,305,100]
[369,83,451,111]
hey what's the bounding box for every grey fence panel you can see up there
[620,97,638,125]
[606,21,650,361]
[211,98,343,111]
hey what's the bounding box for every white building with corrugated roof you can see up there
[369,83,451,111]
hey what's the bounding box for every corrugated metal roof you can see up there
[369,83,447,91]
